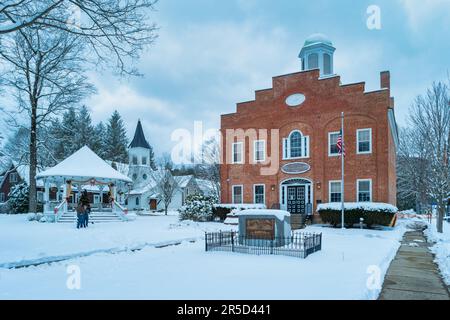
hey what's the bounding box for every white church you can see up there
[125,120,201,212]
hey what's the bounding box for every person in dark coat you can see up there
[79,190,91,227]
[76,203,85,229]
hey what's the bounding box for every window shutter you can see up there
[283,138,288,159]
[305,136,310,158]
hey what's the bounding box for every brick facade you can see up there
[220,69,398,216]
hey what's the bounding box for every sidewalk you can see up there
[379,225,450,300]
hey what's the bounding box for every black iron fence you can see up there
[205,231,322,259]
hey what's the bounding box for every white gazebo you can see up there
[36,146,132,222]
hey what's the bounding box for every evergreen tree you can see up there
[74,105,94,151]
[91,122,107,158]
[8,182,30,214]
[104,110,128,163]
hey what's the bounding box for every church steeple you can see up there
[129,119,151,149]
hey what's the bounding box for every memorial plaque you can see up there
[246,219,275,240]
[282,162,311,174]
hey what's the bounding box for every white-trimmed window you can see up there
[9,172,18,183]
[232,185,243,204]
[254,140,266,162]
[254,184,265,205]
[283,130,310,159]
[94,194,101,204]
[357,179,372,202]
[328,131,340,156]
[132,156,138,165]
[357,128,372,154]
[0,193,5,203]
[142,157,147,165]
[232,142,243,164]
[329,181,342,203]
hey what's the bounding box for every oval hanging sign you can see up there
[285,93,306,107]
[282,162,311,174]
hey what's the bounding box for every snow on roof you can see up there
[174,175,193,188]
[236,209,290,220]
[317,202,398,213]
[36,146,132,183]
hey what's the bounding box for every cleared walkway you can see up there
[379,225,450,300]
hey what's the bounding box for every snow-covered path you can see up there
[0,215,410,300]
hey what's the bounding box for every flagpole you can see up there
[341,112,345,230]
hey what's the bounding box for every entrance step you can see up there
[291,215,306,230]
[57,212,123,223]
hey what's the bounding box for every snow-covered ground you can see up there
[0,212,228,265]
[425,219,450,285]
[0,213,411,300]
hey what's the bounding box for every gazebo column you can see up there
[62,180,68,213]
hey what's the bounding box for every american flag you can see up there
[337,130,345,156]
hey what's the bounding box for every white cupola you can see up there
[299,33,336,77]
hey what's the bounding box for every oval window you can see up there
[143,174,148,180]
[285,94,306,107]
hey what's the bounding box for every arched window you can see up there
[323,53,331,75]
[283,131,310,159]
[308,53,319,69]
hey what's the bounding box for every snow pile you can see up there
[425,220,450,285]
[317,202,398,213]
[236,209,290,220]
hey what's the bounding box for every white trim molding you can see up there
[253,140,266,163]
[232,185,244,204]
[328,180,342,203]
[231,142,244,164]
[283,130,310,160]
[357,179,372,202]
[253,184,266,205]
[328,131,340,157]
[356,128,373,155]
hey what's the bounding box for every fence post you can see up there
[219,231,222,247]
[205,232,208,252]
[231,231,235,252]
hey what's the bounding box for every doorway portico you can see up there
[280,178,313,215]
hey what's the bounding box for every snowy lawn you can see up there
[0,212,228,265]
[425,219,450,285]
[0,218,410,300]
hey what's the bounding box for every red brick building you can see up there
[220,34,398,221]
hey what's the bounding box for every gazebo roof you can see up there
[36,146,132,183]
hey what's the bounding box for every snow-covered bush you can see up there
[7,183,29,214]
[179,194,218,222]
[317,202,398,228]
[213,204,266,221]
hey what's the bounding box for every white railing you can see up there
[53,199,67,222]
[112,200,130,221]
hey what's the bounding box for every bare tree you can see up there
[0,26,94,213]
[0,0,158,75]
[407,81,450,233]
[397,127,430,212]
[195,137,221,199]
[151,157,179,216]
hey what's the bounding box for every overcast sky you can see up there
[25,0,450,155]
